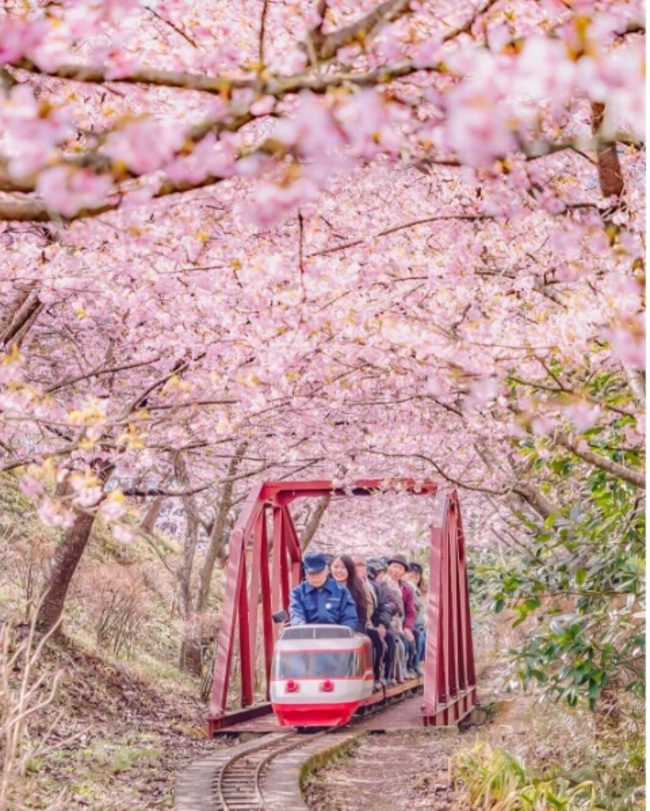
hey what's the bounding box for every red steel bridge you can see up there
[208,479,477,735]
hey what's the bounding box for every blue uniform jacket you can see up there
[289,577,358,630]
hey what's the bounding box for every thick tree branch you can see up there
[14,59,253,93]
[511,482,557,520]
[1,283,42,348]
[622,365,645,409]
[591,102,625,199]
[555,432,645,489]
[475,441,559,519]
[311,0,412,60]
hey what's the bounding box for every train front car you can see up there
[270,625,374,727]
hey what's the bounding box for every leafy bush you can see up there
[470,471,644,708]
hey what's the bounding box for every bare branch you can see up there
[45,356,162,394]
[259,0,271,66]
[122,459,274,497]
[147,6,198,49]
[300,495,331,551]
[309,212,492,257]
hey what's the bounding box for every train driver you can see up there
[289,551,358,631]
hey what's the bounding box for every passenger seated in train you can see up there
[351,554,391,689]
[366,559,400,685]
[385,554,419,680]
[330,555,368,634]
[289,551,358,631]
[332,554,387,691]
[382,573,409,682]
[405,562,428,670]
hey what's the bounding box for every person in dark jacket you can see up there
[289,551,358,630]
[366,559,399,684]
[386,554,418,677]
[351,554,387,688]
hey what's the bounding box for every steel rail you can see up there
[215,732,292,810]
[253,730,330,810]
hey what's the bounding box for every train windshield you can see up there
[274,650,360,679]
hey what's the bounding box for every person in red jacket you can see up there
[386,554,418,677]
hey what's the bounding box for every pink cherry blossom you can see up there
[444,78,518,167]
[37,167,113,218]
[38,497,75,529]
[0,0,642,594]
[103,119,187,174]
[112,523,136,543]
[2,85,73,178]
[0,17,48,65]
[19,474,44,499]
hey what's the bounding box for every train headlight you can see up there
[319,679,335,692]
[285,679,299,693]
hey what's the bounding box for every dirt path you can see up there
[303,661,515,810]
[303,729,462,810]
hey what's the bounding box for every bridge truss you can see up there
[208,479,477,734]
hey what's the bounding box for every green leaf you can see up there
[544,513,556,530]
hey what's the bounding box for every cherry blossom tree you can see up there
[0,0,644,695]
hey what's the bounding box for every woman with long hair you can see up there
[330,554,368,633]
[331,553,387,689]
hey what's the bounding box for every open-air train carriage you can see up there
[270,624,374,727]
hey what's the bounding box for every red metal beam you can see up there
[258,514,274,697]
[422,491,477,726]
[209,484,264,718]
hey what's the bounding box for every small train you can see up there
[270,624,388,727]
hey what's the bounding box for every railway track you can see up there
[177,686,423,810]
[215,730,321,810]
[176,729,356,810]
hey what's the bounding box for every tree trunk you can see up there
[300,495,331,550]
[139,495,163,535]
[174,454,203,674]
[175,457,199,619]
[37,508,95,635]
[194,443,247,614]
[37,463,112,635]
[179,636,203,677]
